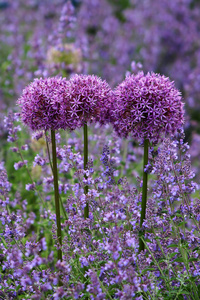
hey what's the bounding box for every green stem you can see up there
[139,138,149,252]
[51,130,62,262]
[83,123,89,219]
[45,132,68,221]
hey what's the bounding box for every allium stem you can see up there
[83,123,89,219]
[51,130,62,262]
[45,132,68,221]
[139,138,149,252]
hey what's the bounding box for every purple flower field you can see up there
[0,1,200,299]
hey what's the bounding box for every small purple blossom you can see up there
[4,112,21,143]
[126,238,136,248]
[53,287,67,300]
[32,131,44,140]
[21,144,28,150]
[33,154,46,167]
[79,256,89,267]
[112,72,184,143]
[14,160,28,170]
[10,147,18,152]
[25,183,36,191]
[0,164,12,197]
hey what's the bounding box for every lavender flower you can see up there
[33,154,46,167]
[14,160,28,170]
[112,72,184,143]
[64,74,113,127]
[17,77,75,131]
[25,183,36,191]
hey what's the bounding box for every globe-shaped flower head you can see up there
[17,77,76,131]
[65,74,113,127]
[112,72,184,143]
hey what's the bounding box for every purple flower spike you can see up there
[17,77,75,131]
[112,72,184,143]
[65,74,113,127]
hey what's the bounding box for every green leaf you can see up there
[158,258,166,263]
[188,257,198,262]
[167,244,179,248]
[169,252,178,259]
[173,257,184,263]
[192,247,200,251]
[141,267,155,274]
[144,238,152,243]
[177,221,186,227]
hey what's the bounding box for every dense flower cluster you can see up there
[17,77,77,131]
[18,75,113,132]
[2,1,200,299]
[112,72,184,143]
[1,112,200,299]
[65,74,113,126]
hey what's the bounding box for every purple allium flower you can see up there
[65,74,113,126]
[17,77,75,131]
[112,72,184,143]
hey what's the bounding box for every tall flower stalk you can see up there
[17,77,72,264]
[139,138,149,252]
[83,123,89,219]
[51,129,62,261]
[64,74,113,219]
[45,131,68,221]
[112,71,184,252]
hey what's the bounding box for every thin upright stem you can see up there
[45,132,68,221]
[51,130,62,262]
[83,123,89,219]
[139,138,149,252]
